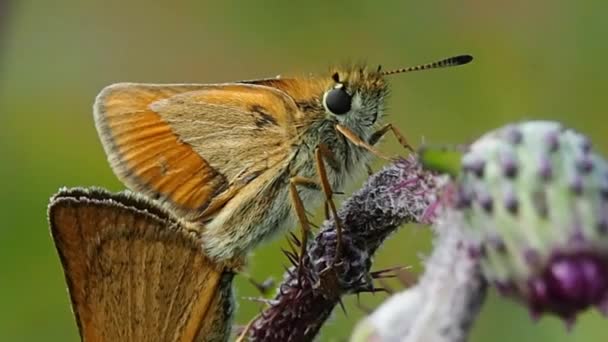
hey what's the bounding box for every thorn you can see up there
[295,287,306,300]
[564,315,576,332]
[232,325,247,338]
[528,308,542,323]
[372,287,389,294]
[287,254,299,267]
[338,298,347,316]
[289,232,302,247]
[370,265,410,278]
[396,269,418,288]
[355,295,374,314]
[266,308,281,321]
[371,266,413,283]
[281,248,299,266]
[283,265,295,277]
[366,163,374,176]
[286,236,299,254]
[358,287,389,295]
[246,276,275,295]
[234,314,258,342]
[370,272,398,279]
[597,299,608,317]
[295,287,312,301]
[297,264,305,288]
[242,296,274,306]
[352,273,369,290]
[376,278,394,294]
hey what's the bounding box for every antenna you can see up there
[381,54,473,76]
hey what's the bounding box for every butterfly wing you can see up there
[94,83,299,221]
[48,187,234,342]
[241,77,331,112]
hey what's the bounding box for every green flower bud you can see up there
[455,121,608,323]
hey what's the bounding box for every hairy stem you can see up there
[245,156,438,341]
[352,210,487,342]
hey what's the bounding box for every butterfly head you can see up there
[322,65,389,130]
[321,55,473,134]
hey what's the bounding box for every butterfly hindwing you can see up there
[48,187,233,342]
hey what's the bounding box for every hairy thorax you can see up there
[201,118,374,263]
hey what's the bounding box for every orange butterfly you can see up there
[49,55,472,341]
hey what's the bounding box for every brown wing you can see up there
[48,187,234,342]
[195,272,235,342]
[94,83,299,221]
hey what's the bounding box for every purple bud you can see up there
[524,249,542,267]
[477,191,494,213]
[529,278,549,304]
[538,156,553,181]
[545,131,560,153]
[569,228,586,246]
[494,280,516,296]
[598,218,608,235]
[504,191,519,215]
[570,176,584,195]
[581,137,592,154]
[467,244,486,259]
[501,153,518,179]
[455,186,472,209]
[550,259,585,302]
[581,258,607,301]
[506,127,523,145]
[576,155,594,174]
[488,235,507,253]
[463,158,485,178]
[597,298,608,317]
[525,253,608,320]
[600,180,608,200]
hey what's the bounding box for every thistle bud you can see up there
[455,121,608,323]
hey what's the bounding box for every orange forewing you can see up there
[244,77,330,106]
[154,84,298,128]
[95,84,224,218]
[94,83,299,221]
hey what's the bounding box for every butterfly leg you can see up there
[314,144,344,266]
[289,143,344,282]
[289,176,320,282]
[310,144,351,302]
[365,163,374,176]
[369,123,414,151]
[335,124,392,160]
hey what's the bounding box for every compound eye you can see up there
[324,86,352,115]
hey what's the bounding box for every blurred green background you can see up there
[1,0,607,341]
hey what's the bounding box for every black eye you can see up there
[324,87,352,115]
